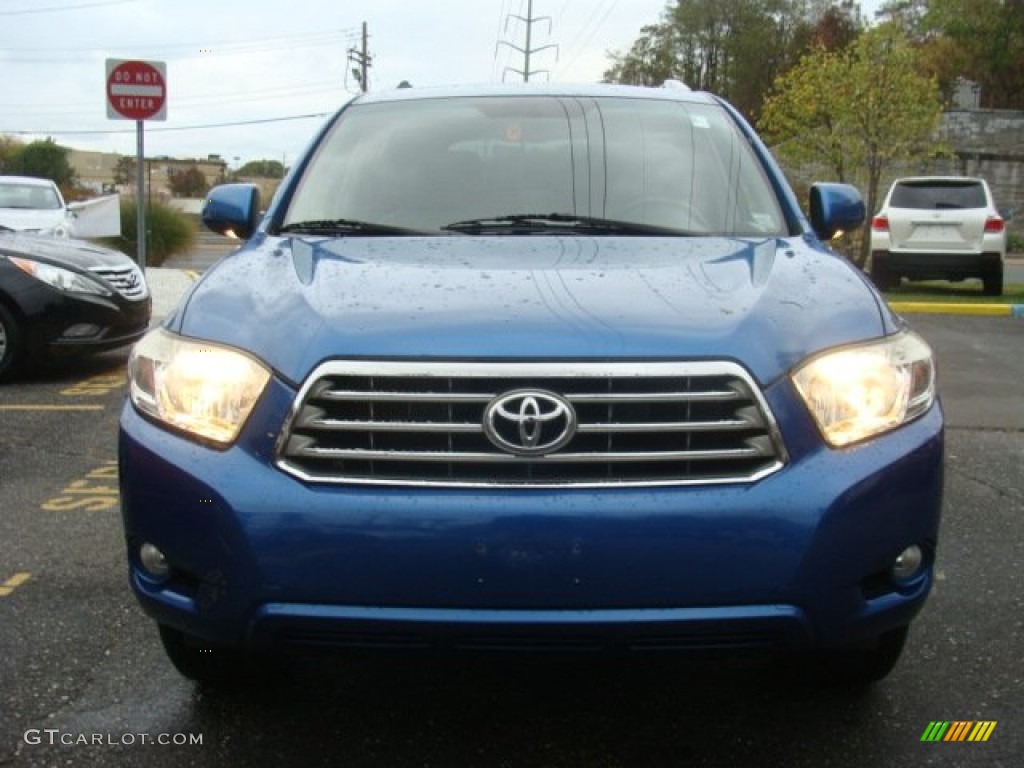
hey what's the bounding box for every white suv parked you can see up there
[869,176,1006,295]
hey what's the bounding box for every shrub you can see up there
[1008,231,1023,255]
[100,199,196,267]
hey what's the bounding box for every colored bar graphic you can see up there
[921,722,950,742]
[969,722,997,742]
[921,721,997,742]
[946,721,973,741]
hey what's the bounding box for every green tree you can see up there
[0,135,24,174]
[760,23,946,266]
[168,165,208,197]
[603,21,679,86]
[921,0,1024,109]
[875,0,930,40]
[810,0,863,50]
[113,156,136,186]
[7,138,76,186]
[604,0,862,119]
[235,159,285,179]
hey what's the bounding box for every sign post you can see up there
[106,59,166,270]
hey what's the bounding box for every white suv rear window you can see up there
[890,181,987,210]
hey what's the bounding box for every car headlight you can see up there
[128,328,271,446]
[42,223,72,238]
[9,256,111,296]
[792,331,935,447]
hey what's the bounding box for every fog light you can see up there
[139,542,170,579]
[63,323,102,339]
[891,545,924,583]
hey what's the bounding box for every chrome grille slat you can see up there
[576,419,752,433]
[567,391,742,403]
[317,390,496,403]
[305,419,484,434]
[277,361,787,488]
[90,265,148,300]
[288,447,767,463]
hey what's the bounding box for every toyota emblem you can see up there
[483,390,577,456]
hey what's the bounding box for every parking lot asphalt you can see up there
[145,268,200,320]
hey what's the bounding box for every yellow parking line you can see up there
[0,572,31,597]
[0,405,105,412]
[888,302,1012,316]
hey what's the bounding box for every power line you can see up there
[0,0,139,15]
[0,79,346,113]
[554,0,620,78]
[0,112,331,136]
[2,29,360,62]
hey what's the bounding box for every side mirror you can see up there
[202,183,261,240]
[809,183,865,241]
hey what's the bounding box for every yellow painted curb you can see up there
[888,302,1017,316]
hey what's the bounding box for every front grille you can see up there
[277,361,787,488]
[90,264,148,300]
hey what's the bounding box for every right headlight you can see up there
[9,256,111,296]
[128,328,271,446]
[792,331,935,447]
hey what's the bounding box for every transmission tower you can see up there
[497,0,558,83]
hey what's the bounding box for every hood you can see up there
[0,207,72,235]
[0,230,132,269]
[176,235,889,386]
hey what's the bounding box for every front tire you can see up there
[813,625,909,686]
[0,302,23,382]
[157,624,253,686]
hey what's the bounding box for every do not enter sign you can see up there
[106,59,166,121]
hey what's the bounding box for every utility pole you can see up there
[348,21,371,92]
[497,0,558,83]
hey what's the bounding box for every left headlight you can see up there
[792,331,935,447]
[128,328,271,446]
[10,256,111,296]
[41,222,72,238]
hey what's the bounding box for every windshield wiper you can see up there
[278,219,435,236]
[441,213,697,236]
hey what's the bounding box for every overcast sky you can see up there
[0,0,675,168]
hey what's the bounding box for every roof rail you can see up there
[662,79,691,92]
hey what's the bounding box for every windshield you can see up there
[282,95,787,237]
[0,182,61,210]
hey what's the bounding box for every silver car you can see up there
[0,175,76,238]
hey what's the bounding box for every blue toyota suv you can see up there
[119,83,943,686]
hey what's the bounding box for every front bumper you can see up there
[119,375,944,654]
[14,281,151,357]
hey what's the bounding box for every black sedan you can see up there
[0,227,151,380]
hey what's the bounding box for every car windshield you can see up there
[890,180,987,210]
[282,95,787,237]
[0,182,61,210]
